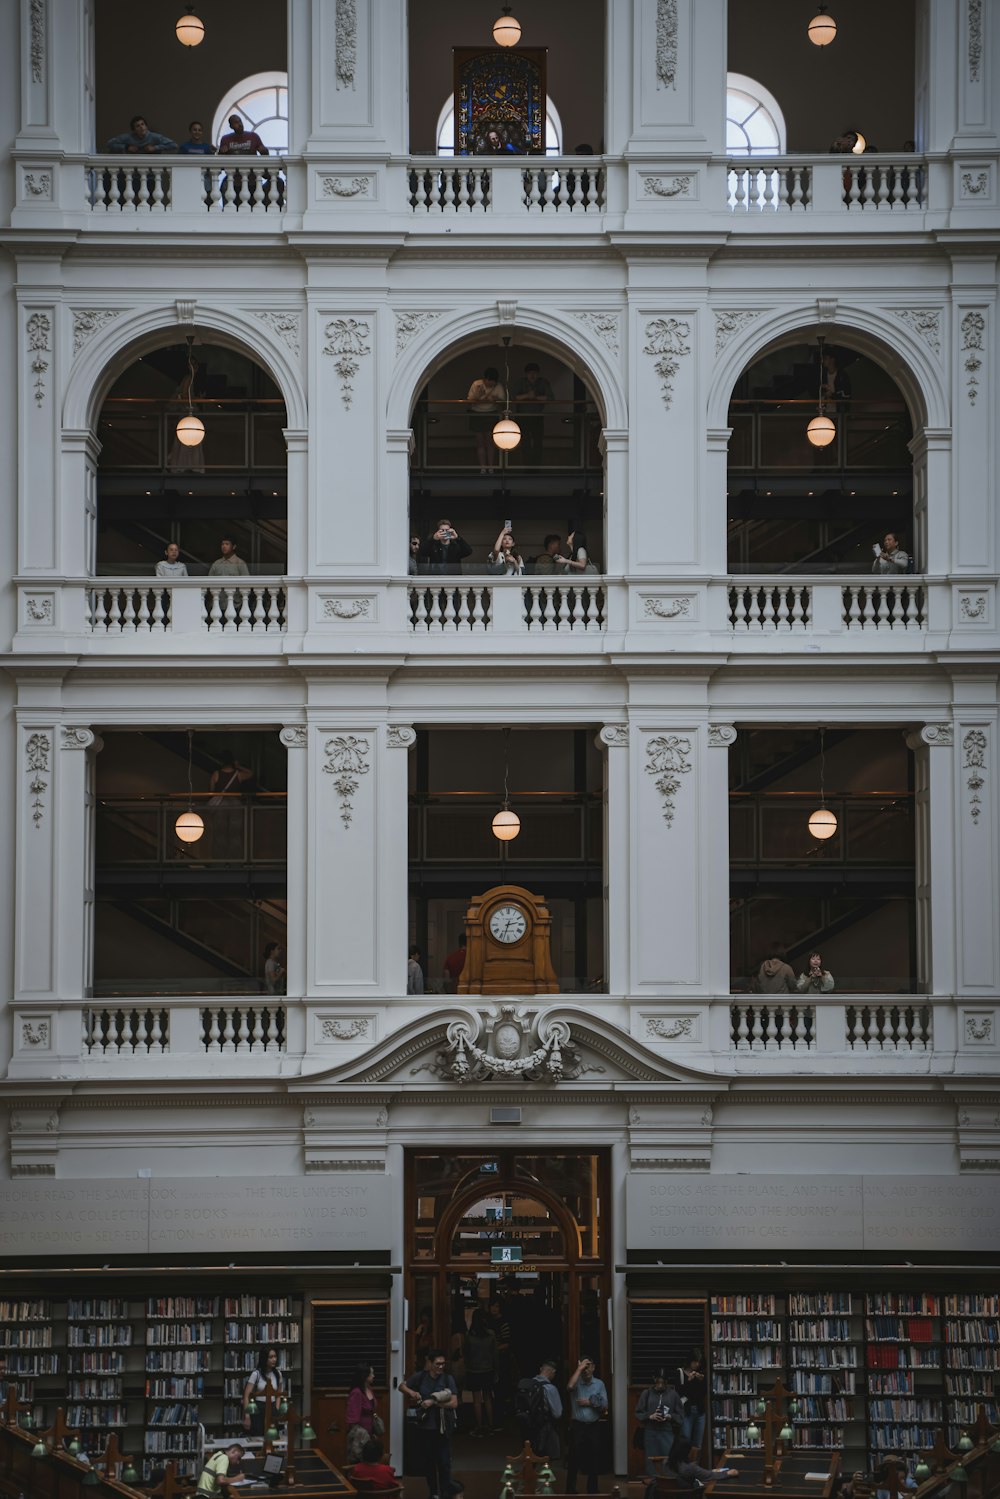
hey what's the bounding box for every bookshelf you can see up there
[66,1297,134,1445]
[220,1295,302,1430]
[0,1297,58,1429]
[787,1291,860,1452]
[864,1293,943,1457]
[710,1294,785,1451]
[943,1294,1000,1443]
[143,1296,218,1481]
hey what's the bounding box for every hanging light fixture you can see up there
[175,336,205,448]
[492,336,521,452]
[175,728,205,844]
[492,727,521,842]
[175,7,206,45]
[807,4,837,46]
[806,334,836,448]
[808,727,838,841]
[492,6,522,46]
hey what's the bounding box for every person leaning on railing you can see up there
[155,541,188,578]
[105,115,177,153]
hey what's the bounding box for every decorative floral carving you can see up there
[254,311,301,355]
[324,597,371,620]
[412,1011,602,1085]
[969,0,983,81]
[656,0,678,89]
[963,728,987,825]
[628,1106,642,1125]
[643,175,692,199]
[960,595,987,621]
[644,596,690,619]
[599,725,629,748]
[962,171,989,197]
[322,175,372,198]
[894,309,941,355]
[25,596,52,622]
[920,724,954,747]
[279,726,307,749]
[60,727,94,750]
[323,317,371,408]
[395,310,443,355]
[644,318,691,410]
[714,309,762,354]
[573,311,620,355]
[26,311,51,407]
[645,1016,695,1039]
[72,309,120,355]
[375,1107,389,1127]
[336,0,357,89]
[387,726,417,749]
[23,171,51,198]
[966,1015,994,1043]
[321,1018,369,1041]
[21,1020,50,1048]
[25,732,50,828]
[323,734,370,826]
[645,734,692,826]
[961,311,985,405]
[30,0,44,83]
[707,725,738,749]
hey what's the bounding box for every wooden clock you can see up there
[458,883,560,996]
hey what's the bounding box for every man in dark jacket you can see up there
[419,519,473,575]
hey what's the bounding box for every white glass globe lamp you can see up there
[493,7,522,46]
[175,810,205,843]
[492,809,521,841]
[806,414,836,448]
[176,9,205,45]
[807,8,837,45]
[175,414,205,446]
[492,417,521,451]
[808,808,838,840]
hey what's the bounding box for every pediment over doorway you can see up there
[294,1003,722,1088]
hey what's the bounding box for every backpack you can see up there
[516,1377,550,1435]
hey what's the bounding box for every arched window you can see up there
[211,71,288,154]
[435,96,564,155]
[726,72,786,155]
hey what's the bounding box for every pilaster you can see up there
[905,724,957,996]
[303,0,407,155]
[280,727,308,999]
[598,725,630,996]
[311,304,378,573]
[18,297,59,574]
[954,698,1000,994]
[627,0,726,154]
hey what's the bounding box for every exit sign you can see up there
[491,1245,522,1264]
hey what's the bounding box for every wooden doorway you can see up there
[404,1149,612,1466]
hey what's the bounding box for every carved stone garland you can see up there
[644,318,691,409]
[645,734,692,825]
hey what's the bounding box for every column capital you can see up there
[60,725,96,751]
[386,725,416,749]
[280,726,308,749]
[597,724,629,749]
[905,723,954,750]
[707,724,737,748]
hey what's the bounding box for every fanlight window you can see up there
[211,71,288,154]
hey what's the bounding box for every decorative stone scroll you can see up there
[644,318,691,410]
[323,734,370,827]
[395,310,443,355]
[254,311,301,355]
[25,732,51,828]
[411,1005,603,1085]
[645,733,692,826]
[26,312,51,408]
[323,318,371,409]
[961,311,985,405]
[962,728,987,825]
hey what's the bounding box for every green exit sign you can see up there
[491,1245,523,1264]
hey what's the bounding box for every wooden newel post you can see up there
[42,1408,82,1453]
[0,1384,33,1428]
[99,1430,125,1477]
[506,1441,548,1495]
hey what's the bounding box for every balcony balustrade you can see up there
[14,149,989,235]
[7,992,978,1080]
[16,574,986,655]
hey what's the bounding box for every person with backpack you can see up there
[634,1370,684,1479]
[400,1349,459,1499]
[516,1357,562,1459]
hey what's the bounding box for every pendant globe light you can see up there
[176,7,206,45]
[175,336,205,448]
[808,727,838,841]
[492,727,521,841]
[806,334,837,448]
[492,6,522,46]
[807,4,837,46]
[493,336,521,452]
[175,728,205,844]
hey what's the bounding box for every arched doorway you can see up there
[406,1148,612,1465]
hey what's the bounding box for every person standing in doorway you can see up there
[635,1370,683,1480]
[677,1355,706,1453]
[565,1356,608,1494]
[400,1349,458,1499]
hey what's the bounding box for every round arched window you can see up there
[211,71,288,154]
[726,72,787,156]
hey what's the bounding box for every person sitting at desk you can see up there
[352,1438,399,1490]
[197,1443,246,1496]
[675,1446,739,1486]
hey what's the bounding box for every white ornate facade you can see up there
[2,0,1000,1472]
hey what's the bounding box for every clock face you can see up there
[488,904,528,944]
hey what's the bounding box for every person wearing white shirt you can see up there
[487,528,524,576]
[155,541,188,578]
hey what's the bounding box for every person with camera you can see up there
[486,527,524,577]
[418,519,473,576]
[872,533,910,575]
[797,951,835,993]
[634,1370,683,1480]
[400,1349,458,1499]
